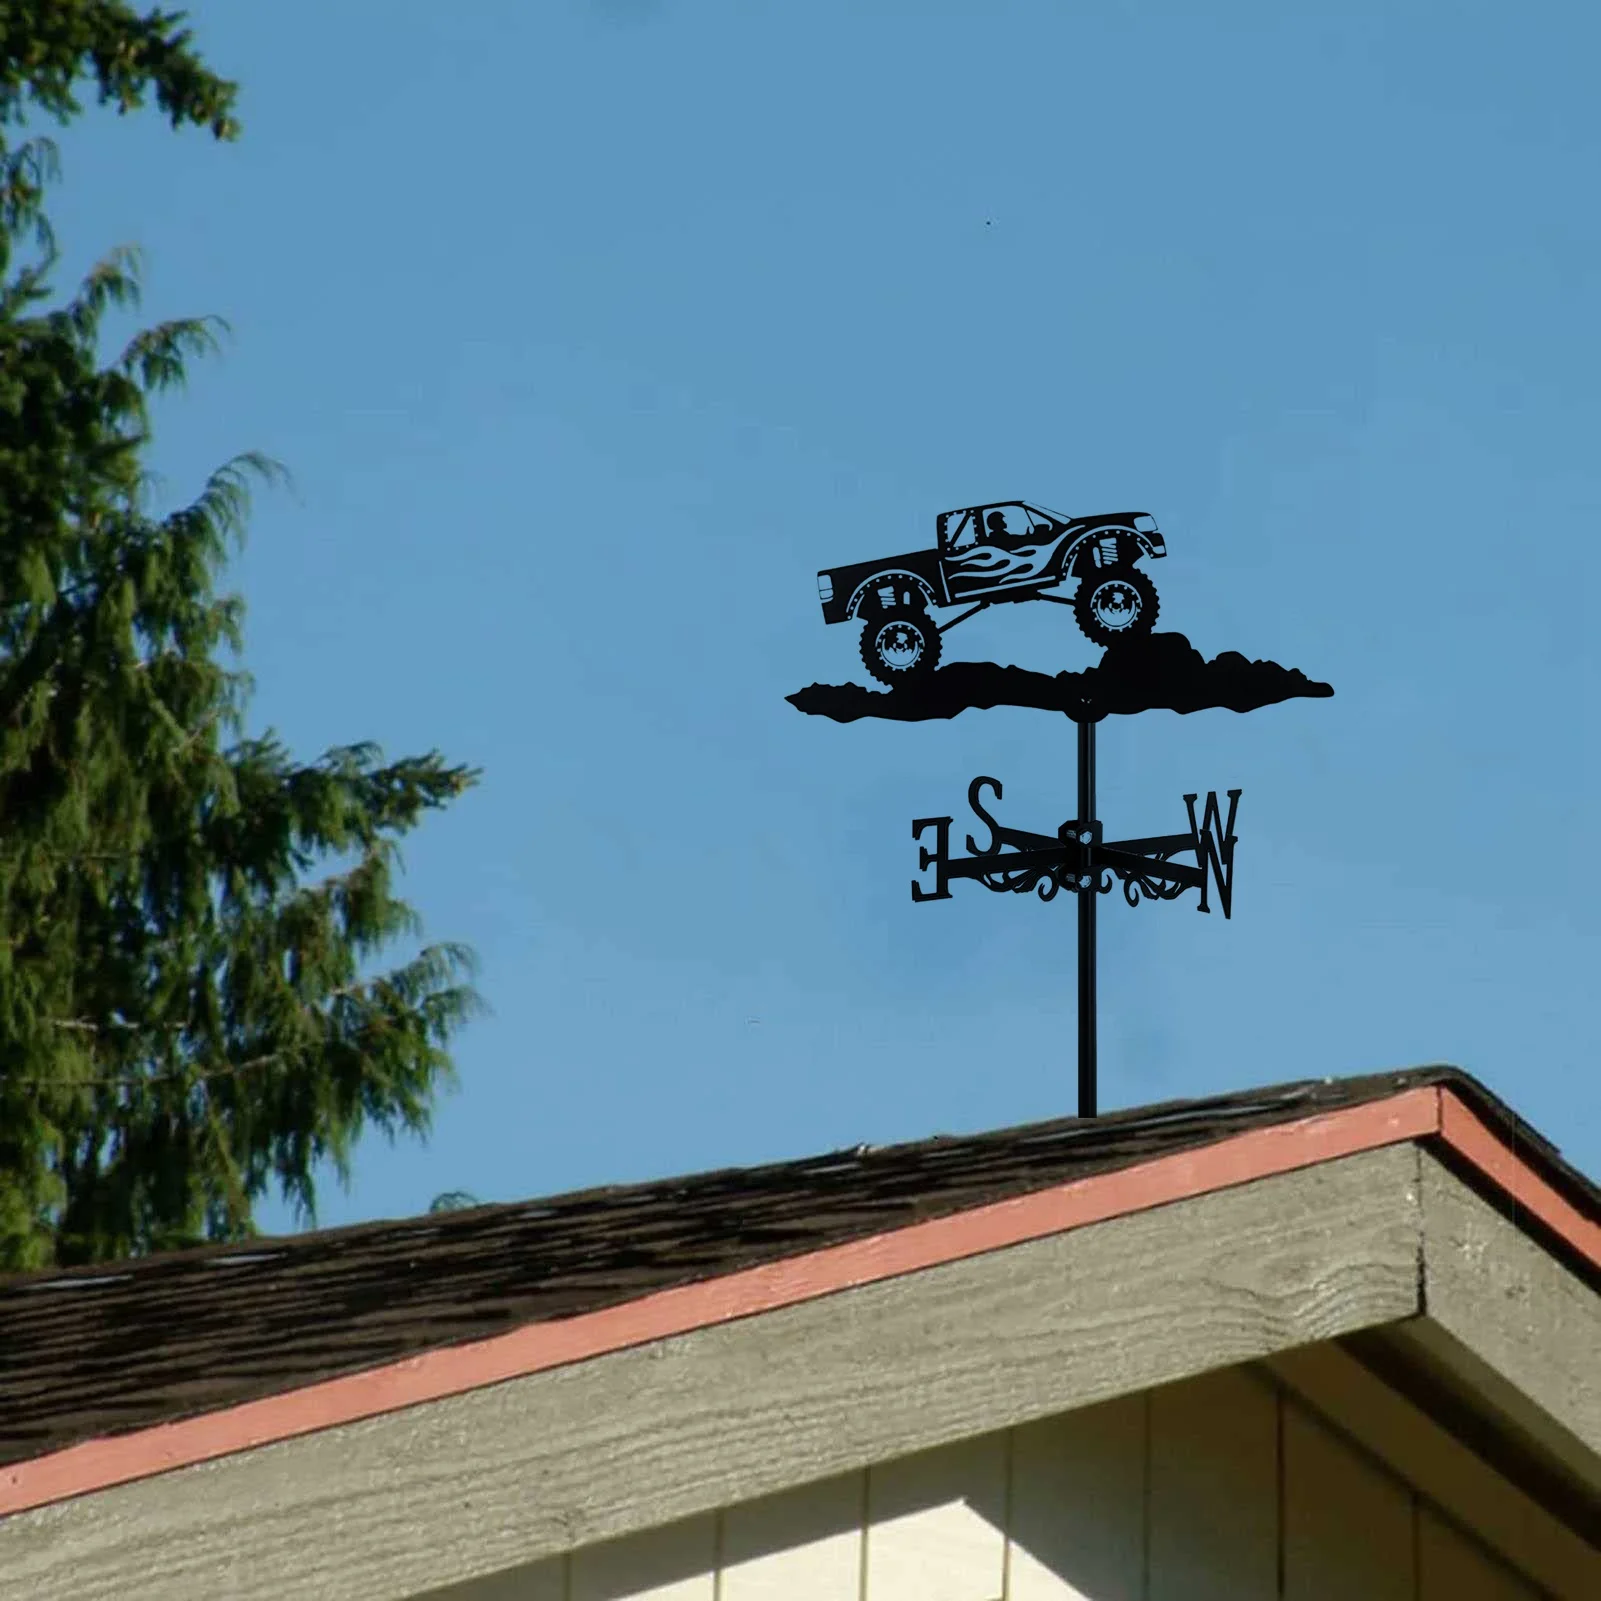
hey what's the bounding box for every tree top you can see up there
[0,1,238,139]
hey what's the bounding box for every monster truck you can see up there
[814,501,1167,687]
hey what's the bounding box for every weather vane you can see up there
[788,498,1333,1117]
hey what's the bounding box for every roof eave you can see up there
[3,1082,1595,1522]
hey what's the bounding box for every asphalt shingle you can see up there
[1,1064,1593,1469]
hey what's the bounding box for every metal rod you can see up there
[1077,716,1097,1118]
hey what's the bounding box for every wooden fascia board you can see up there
[0,1086,1438,1520]
[0,1144,1427,1601]
[0,1082,1593,1525]
[1413,1144,1601,1479]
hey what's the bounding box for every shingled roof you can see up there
[2,1064,1596,1475]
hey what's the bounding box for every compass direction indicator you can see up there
[789,496,1330,1116]
[912,772,1238,919]
[911,737,1240,1117]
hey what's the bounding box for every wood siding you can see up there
[423,1367,1565,1601]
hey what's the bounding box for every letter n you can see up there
[1183,790,1241,918]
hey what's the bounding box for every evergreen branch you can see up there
[71,243,142,332]
[0,134,58,258]
[118,313,228,392]
[3,1048,287,1090]
[1,985,478,1091]
[0,9,478,1270]
[40,972,378,1034]
[15,959,481,1091]
[0,3,241,138]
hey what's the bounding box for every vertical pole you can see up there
[1077,716,1097,1118]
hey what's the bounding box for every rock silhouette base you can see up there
[787,632,1334,724]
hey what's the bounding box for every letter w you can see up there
[1182,790,1241,918]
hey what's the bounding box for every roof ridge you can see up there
[0,1064,1562,1294]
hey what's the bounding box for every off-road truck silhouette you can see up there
[815,501,1167,687]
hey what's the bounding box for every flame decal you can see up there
[946,533,1069,588]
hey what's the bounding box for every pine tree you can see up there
[1,4,482,1271]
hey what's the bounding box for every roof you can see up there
[2,1063,1595,1487]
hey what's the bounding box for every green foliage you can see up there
[1,8,482,1271]
[0,2,238,134]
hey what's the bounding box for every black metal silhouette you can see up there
[794,500,1330,1118]
[790,631,1333,724]
[816,501,1166,686]
[912,755,1240,1117]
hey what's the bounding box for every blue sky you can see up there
[37,0,1600,1227]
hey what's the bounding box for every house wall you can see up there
[420,1365,1554,1601]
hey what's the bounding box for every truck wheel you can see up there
[1072,568,1159,647]
[860,609,941,687]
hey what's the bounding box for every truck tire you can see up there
[860,609,941,687]
[1072,568,1159,648]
